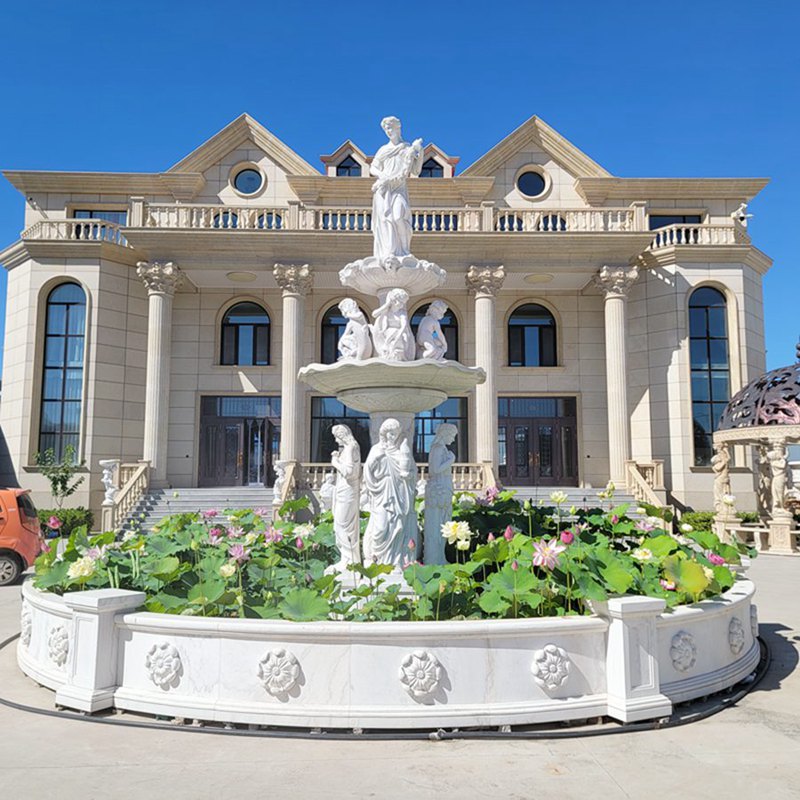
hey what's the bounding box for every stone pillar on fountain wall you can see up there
[274,263,312,464]
[594,265,638,487]
[136,261,184,487]
[466,265,505,477]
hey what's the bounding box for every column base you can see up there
[768,513,797,554]
[55,684,116,713]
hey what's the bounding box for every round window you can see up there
[233,168,264,195]
[517,170,546,198]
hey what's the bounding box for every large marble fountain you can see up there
[17,117,760,732]
[299,115,485,574]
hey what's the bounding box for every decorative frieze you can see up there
[531,643,571,690]
[136,261,184,295]
[258,648,301,696]
[465,265,505,297]
[594,265,639,298]
[274,263,312,296]
[48,625,70,667]
[399,650,444,701]
[145,643,183,689]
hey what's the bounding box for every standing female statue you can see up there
[371,288,415,361]
[363,418,418,566]
[328,425,362,573]
[337,298,372,361]
[370,116,424,263]
[423,423,458,565]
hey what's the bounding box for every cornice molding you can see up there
[0,240,28,270]
[575,177,770,204]
[3,171,205,200]
[641,244,773,274]
[461,115,611,179]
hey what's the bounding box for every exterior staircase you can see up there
[505,486,645,514]
[123,487,274,535]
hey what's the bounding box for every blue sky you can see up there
[0,0,796,372]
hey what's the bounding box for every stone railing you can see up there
[624,460,665,508]
[494,207,635,233]
[100,461,150,532]
[145,203,284,230]
[22,219,130,247]
[649,223,740,250]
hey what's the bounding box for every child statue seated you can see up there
[415,299,449,360]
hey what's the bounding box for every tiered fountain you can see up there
[299,116,485,575]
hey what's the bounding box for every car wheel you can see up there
[0,554,22,586]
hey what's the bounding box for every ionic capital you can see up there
[274,263,312,296]
[466,265,505,298]
[136,261,184,296]
[594,265,638,299]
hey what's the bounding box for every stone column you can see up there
[594,265,638,486]
[466,265,505,477]
[136,261,183,487]
[274,263,312,464]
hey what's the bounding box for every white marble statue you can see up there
[337,299,372,361]
[768,443,788,513]
[731,202,753,227]
[423,423,457,565]
[363,418,418,566]
[371,288,415,361]
[99,459,119,506]
[328,425,362,572]
[370,116,424,263]
[416,300,449,360]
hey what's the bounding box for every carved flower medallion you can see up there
[20,603,32,647]
[258,648,300,696]
[399,650,443,700]
[48,625,69,667]
[670,631,697,672]
[729,617,746,655]
[145,643,182,689]
[531,644,571,690]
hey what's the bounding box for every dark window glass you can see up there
[414,398,468,461]
[508,304,557,367]
[689,287,729,466]
[496,214,523,232]
[233,168,263,195]
[213,211,239,229]
[516,171,546,197]
[39,282,86,461]
[648,214,703,230]
[220,302,270,366]
[410,303,459,361]
[336,155,362,177]
[310,398,371,462]
[537,214,567,232]
[419,158,444,178]
[73,209,128,225]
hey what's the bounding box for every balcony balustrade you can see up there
[22,218,129,246]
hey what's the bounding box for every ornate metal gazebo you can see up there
[712,345,800,554]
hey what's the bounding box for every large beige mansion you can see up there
[0,114,770,520]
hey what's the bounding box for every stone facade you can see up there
[0,114,771,518]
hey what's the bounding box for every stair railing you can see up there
[101,460,150,532]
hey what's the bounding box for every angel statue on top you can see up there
[370,116,424,263]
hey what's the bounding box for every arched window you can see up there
[419,158,444,178]
[39,283,86,460]
[320,302,370,364]
[410,302,459,361]
[221,302,270,366]
[336,155,362,177]
[508,304,557,367]
[689,287,730,465]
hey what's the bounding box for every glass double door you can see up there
[199,417,280,487]
[498,418,577,487]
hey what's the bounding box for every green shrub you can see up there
[737,511,760,525]
[38,507,94,537]
[680,511,715,532]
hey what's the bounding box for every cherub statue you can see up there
[371,288,415,361]
[416,300,449,361]
[337,298,372,361]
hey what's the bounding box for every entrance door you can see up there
[198,396,282,487]
[498,419,578,487]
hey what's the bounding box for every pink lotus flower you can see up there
[40,540,51,554]
[504,525,514,541]
[228,543,251,564]
[226,526,245,538]
[295,537,304,550]
[610,515,619,525]
[254,507,271,517]
[48,516,62,530]
[635,519,655,533]
[201,509,218,519]
[511,559,519,571]
[265,527,283,544]
[532,539,566,570]
[478,485,500,506]
[660,579,676,591]
[487,533,496,542]
[208,527,224,545]
[85,546,107,560]
[560,529,574,545]
[408,539,416,551]
[708,552,725,566]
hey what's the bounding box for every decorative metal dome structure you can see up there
[718,343,800,430]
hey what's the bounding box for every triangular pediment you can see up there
[167,113,319,176]
[321,139,370,166]
[462,115,611,179]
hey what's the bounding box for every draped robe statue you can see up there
[328,425,362,572]
[423,424,457,565]
[370,116,424,262]
[362,418,418,566]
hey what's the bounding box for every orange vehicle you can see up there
[0,489,45,586]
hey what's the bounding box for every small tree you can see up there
[34,445,85,510]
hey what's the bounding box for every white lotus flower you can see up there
[67,555,96,580]
[219,562,236,579]
[550,490,568,505]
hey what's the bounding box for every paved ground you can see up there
[0,556,799,800]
